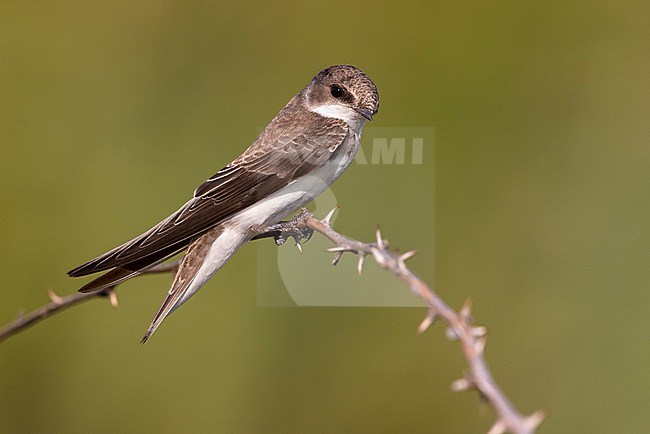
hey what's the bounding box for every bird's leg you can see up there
[251,210,315,249]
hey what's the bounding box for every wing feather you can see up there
[68,102,347,279]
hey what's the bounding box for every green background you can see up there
[1,1,648,432]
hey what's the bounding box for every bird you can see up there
[68,64,379,342]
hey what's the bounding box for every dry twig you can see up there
[255,208,544,433]
[0,261,180,343]
[0,207,543,433]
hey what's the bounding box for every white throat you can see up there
[310,104,366,134]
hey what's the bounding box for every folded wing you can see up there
[68,111,347,291]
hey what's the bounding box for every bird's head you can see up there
[305,65,379,127]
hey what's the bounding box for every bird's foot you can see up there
[251,212,315,251]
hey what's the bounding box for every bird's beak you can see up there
[356,107,374,121]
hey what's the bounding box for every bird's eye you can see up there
[330,85,344,98]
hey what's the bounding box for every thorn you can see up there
[375,226,385,249]
[322,205,341,226]
[487,419,507,434]
[460,297,473,323]
[451,377,473,393]
[108,289,119,310]
[417,311,437,334]
[400,250,418,262]
[326,246,350,253]
[472,326,487,337]
[525,410,547,430]
[331,251,343,266]
[295,242,303,254]
[357,254,365,275]
[47,288,64,305]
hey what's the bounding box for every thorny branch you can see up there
[255,208,545,434]
[0,208,543,433]
[0,262,180,344]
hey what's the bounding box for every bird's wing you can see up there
[68,113,348,280]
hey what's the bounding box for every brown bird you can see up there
[68,65,379,342]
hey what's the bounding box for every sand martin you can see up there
[68,64,379,342]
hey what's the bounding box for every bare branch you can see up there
[0,208,544,432]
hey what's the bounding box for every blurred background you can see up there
[1,1,648,432]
